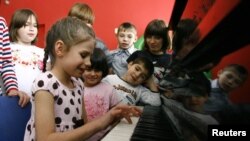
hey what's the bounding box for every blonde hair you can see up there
[117,22,137,35]
[68,3,95,25]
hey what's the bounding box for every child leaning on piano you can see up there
[102,56,161,106]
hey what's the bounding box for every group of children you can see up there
[0,2,249,141]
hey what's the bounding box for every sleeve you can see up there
[0,17,18,94]
[102,75,111,84]
[31,73,59,100]
[139,86,161,106]
[102,76,120,107]
[109,87,119,108]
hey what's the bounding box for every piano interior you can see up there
[102,0,250,141]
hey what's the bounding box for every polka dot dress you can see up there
[24,71,84,141]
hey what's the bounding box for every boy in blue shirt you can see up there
[203,64,248,118]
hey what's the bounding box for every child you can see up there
[179,73,211,114]
[9,9,44,97]
[171,18,200,61]
[103,56,161,106]
[83,48,119,141]
[170,18,219,79]
[127,19,171,85]
[203,64,248,116]
[164,19,201,78]
[111,22,138,77]
[68,3,113,69]
[0,16,30,107]
[24,17,141,141]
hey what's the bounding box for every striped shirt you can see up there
[0,17,18,95]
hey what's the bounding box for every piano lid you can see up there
[170,0,250,72]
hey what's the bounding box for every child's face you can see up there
[182,95,208,113]
[218,69,244,92]
[145,35,163,54]
[82,69,103,87]
[58,39,95,78]
[17,15,38,44]
[123,62,148,86]
[117,30,137,49]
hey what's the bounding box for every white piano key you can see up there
[101,117,139,141]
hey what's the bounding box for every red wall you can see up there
[0,0,174,49]
[0,0,249,103]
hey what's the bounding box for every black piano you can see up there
[102,95,218,141]
[130,103,182,141]
[131,96,219,141]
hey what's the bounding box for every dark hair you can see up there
[172,18,200,55]
[188,73,211,97]
[9,9,39,44]
[89,48,109,78]
[143,19,170,52]
[43,17,95,72]
[131,57,154,80]
[223,64,248,82]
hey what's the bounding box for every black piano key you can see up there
[130,105,181,141]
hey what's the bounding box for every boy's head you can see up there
[116,22,137,50]
[123,57,154,86]
[217,64,248,92]
[82,48,109,86]
[68,3,95,27]
[181,73,211,113]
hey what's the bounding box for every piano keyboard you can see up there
[101,117,140,141]
[130,106,182,141]
[102,106,182,141]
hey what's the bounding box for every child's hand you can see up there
[8,90,30,107]
[97,104,142,130]
[163,89,174,98]
[144,76,159,92]
[17,91,30,107]
[110,104,142,124]
[105,104,142,125]
[7,89,18,96]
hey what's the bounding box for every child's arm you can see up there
[35,90,141,141]
[82,99,88,123]
[1,64,18,94]
[8,90,30,107]
[35,90,100,141]
[139,86,161,106]
[144,75,159,92]
[0,17,19,94]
